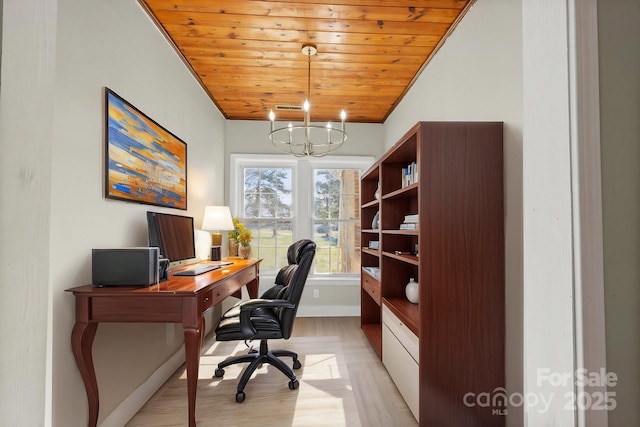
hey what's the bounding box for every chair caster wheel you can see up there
[214,368,225,378]
[288,379,299,390]
[293,359,301,369]
[236,391,245,403]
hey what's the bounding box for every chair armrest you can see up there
[238,299,295,338]
[238,298,295,311]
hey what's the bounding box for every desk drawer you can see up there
[91,296,183,322]
[234,265,257,286]
[210,266,257,305]
[362,274,381,305]
[199,289,214,313]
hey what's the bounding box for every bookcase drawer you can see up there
[362,273,381,305]
[382,304,418,361]
[382,304,419,421]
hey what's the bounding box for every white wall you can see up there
[599,0,640,424]
[384,0,523,425]
[225,119,384,157]
[0,0,57,425]
[48,0,225,425]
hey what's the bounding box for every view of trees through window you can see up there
[242,167,293,271]
[239,165,361,275]
[313,169,361,274]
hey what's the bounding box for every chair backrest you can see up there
[270,239,316,339]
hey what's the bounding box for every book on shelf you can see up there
[403,214,419,223]
[401,161,419,188]
[399,223,418,230]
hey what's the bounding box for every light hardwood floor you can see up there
[127,317,417,426]
[294,317,418,427]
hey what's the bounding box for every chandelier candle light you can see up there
[268,43,347,157]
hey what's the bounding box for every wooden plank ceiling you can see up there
[140,0,474,123]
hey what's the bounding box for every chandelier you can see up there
[268,44,347,157]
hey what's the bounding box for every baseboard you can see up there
[98,346,186,427]
[297,305,359,317]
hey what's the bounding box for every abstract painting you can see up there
[104,88,187,209]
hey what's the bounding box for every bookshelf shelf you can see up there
[382,230,419,236]
[361,248,380,257]
[382,252,419,265]
[362,199,380,209]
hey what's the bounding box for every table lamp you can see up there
[201,206,234,261]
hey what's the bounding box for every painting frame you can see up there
[104,87,187,210]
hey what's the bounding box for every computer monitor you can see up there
[147,211,196,269]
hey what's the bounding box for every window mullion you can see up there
[296,160,313,240]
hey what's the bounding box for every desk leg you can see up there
[71,321,99,427]
[246,277,259,299]
[184,322,202,427]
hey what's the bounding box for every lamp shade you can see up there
[201,206,234,231]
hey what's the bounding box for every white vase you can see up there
[405,278,419,304]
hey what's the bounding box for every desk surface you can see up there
[67,257,260,295]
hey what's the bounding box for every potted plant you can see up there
[237,228,252,259]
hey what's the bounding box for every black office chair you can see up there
[213,239,316,402]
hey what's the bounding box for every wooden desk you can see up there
[66,258,260,427]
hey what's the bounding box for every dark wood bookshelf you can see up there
[360,121,505,426]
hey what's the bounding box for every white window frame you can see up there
[229,153,374,279]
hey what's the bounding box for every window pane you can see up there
[314,170,341,219]
[243,219,292,271]
[243,168,292,219]
[313,168,361,274]
[241,167,293,272]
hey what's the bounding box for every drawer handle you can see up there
[204,297,209,302]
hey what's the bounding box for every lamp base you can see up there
[211,232,222,247]
[210,246,221,261]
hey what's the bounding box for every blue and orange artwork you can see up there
[105,89,187,209]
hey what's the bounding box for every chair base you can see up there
[213,339,301,402]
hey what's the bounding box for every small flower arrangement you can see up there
[228,217,245,243]
[237,229,252,247]
[229,217,252,247]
